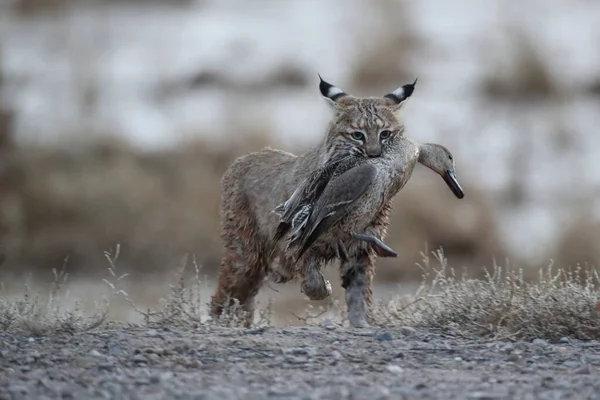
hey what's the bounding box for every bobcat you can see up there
[209,76,463,327]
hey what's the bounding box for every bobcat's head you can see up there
[319,75,417,160]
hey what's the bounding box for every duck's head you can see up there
[418,144,465,199]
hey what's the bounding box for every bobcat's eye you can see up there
[379,130,392,140]
[350,131,365,142]
[448,154,453,161]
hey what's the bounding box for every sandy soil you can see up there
[1,324,598,400]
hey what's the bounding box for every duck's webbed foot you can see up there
[350,232,398,258]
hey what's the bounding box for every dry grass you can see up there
[2,246,599,341]
[374,176,509,282]
[0,244,268,336]
[0,258,115,336]
[376,249,600,341]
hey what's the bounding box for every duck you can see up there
[272,137,465,264]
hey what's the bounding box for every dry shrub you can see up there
[376,249,600,341]
[480,27,558,100]
[374,175,509,283]
[0,257,122,336]
[107,247,273,329]
[4,246,599,339]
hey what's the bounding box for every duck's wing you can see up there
[272,154,355,243]
[272,179,308,243]
[292,163,377,262]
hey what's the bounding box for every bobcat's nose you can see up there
[366,146,382,158]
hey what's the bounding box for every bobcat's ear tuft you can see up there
[384,77,418,109]
[318,74,347,102]
[318,74,351,112]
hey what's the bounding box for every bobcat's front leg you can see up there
[300,255,332,301]
[340,250,374,328]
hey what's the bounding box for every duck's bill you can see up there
[443,170,464,199]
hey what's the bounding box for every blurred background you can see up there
[1,0,599,323]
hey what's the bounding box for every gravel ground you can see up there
[0,325,599,400]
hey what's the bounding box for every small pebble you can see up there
[89,350,102,357]
[98,363,114,372]
[8,385,28,395]
[515,342,528,350]
[563,361,581,368]
[386,365,403,374]
[375,331,393,341]
[108,346,124,356]
[399,326,417,337]
[532,339,547,345]
[321,318,336,330]
[576,365,592,375]
[143,347,163,355]
[244,327,266,335]
[559,337,570,344]
[284,347,317,358]
[502,343,515,353]
[467,392,504,400]
[146,329,159,337]
[133,354,147,364]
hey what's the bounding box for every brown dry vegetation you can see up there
[0,127,509,284]
[375,249,600,341]
[1,246,599,342]
[480,27,559,100]
[0,131,271,278]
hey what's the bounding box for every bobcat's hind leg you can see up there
[210,225,268,328]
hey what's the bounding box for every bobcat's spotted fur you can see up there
[210,76,418,327]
